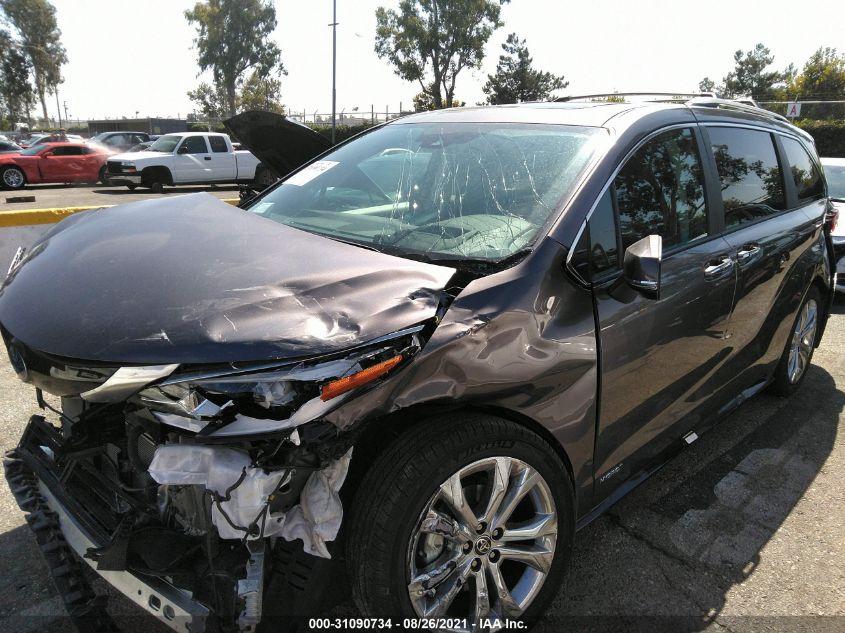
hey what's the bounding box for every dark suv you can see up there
[0,99,833,632]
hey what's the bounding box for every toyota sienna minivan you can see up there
[1,100,833,632]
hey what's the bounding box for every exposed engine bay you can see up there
[4,326,425,632]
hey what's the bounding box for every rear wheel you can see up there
[126,184,137,191]
[1,166,25,190]
[772,287,821,396]
[347,413,574,630]
[97,165,110,185]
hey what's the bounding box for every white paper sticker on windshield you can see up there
[285,160,338,186]
[251,202,273,215]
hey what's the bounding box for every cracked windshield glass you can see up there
[250,122,604,264]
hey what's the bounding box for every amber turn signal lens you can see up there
[320,355,404,401]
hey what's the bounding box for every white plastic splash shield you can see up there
[148,444,352,558]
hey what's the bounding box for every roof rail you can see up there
[685,97,791,124]
[555,92,716,102]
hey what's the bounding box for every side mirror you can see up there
[177,145,189,154]
[42,151,53,157]
[623,234,662,300]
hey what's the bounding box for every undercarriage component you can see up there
[237,540,266,632]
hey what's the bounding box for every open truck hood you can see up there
[223,110,332,178]
[0,193,454,364]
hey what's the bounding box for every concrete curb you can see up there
[0,198,240,228]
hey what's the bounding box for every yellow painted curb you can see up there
[0,198,240,228]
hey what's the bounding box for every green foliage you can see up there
[794,120,845,158]
[375,0,508,109]
[239,70,284,114]
[483,33,567,104]
[412,84,463,111]
[700,43,790,99]
[185,0,285,117]
[187,82,230,119]
[0,28,36,125]
[0,0,67,122]
[788,47,845,98]
[308,123,376,144]
[722,44,790,99]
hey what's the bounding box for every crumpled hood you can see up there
[0,193,454,364]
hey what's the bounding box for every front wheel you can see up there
[1,166,25,190]
[347,413,574,630]
[771,286,821,396]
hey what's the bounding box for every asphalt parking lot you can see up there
[0,182,241,211]
[0,305,843,632]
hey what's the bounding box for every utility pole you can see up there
[55,89,62,128]
[63,101,69,123]
[330,0,337,144]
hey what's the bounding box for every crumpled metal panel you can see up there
[323,237,600,514]
[0,193,454,364]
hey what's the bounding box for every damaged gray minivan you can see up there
[1,100,834,632]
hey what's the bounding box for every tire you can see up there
[127,184,137,191]
[1,166,26,190]
[253,165,277,189]
[149,180,164,194]
[771,286,821,396]
[346,412,574,629]
[97,166,110,185]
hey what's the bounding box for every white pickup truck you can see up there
[105,132,275,192]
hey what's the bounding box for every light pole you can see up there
[330,0,337,144]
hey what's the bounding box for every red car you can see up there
[0,142,112,190]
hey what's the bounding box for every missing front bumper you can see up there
[5,417,211,633]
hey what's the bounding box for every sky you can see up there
[46,0,845,122]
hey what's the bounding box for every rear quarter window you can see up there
[707,127,785,228]
[209,136,228,153]
[781,136,825,203]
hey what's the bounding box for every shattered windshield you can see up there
[251,122,604,263]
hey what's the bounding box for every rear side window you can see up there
[781,136,825,203]
[180,136,209,154]
[209,136,228,153]
[51,146,84,156]
[614,127,708,251]
[708,127,785,228]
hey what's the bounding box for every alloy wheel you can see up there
[3,168,23,188]
[788,298,817,384]
[407,457,557,631]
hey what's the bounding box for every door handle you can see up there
[204,156,212,161]
[704,257,734,279]
[736,243,761,262]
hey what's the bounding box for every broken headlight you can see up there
[134,343,412,435]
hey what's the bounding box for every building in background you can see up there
[87,118,188,135]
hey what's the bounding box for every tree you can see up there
[187,82,230,119]
[721,43,789,99]
[375,0,508,109]
[482,33,567,104]
[0,0,67,123]
[698,77,717,93]
[239,70,284,113]
[788,47,845,97]
[185,0,285,118]
[0,30,36,125]
[413,83,463,111]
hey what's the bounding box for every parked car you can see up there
[0,140,22,154]
[105,130,283,192]
[821,157,845,291]
[18,133,50,148]
[128,140,153,152]
[27,133,84,146]
[88,131,151,153]
[0,142,112,189]
[0,100,833,632]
